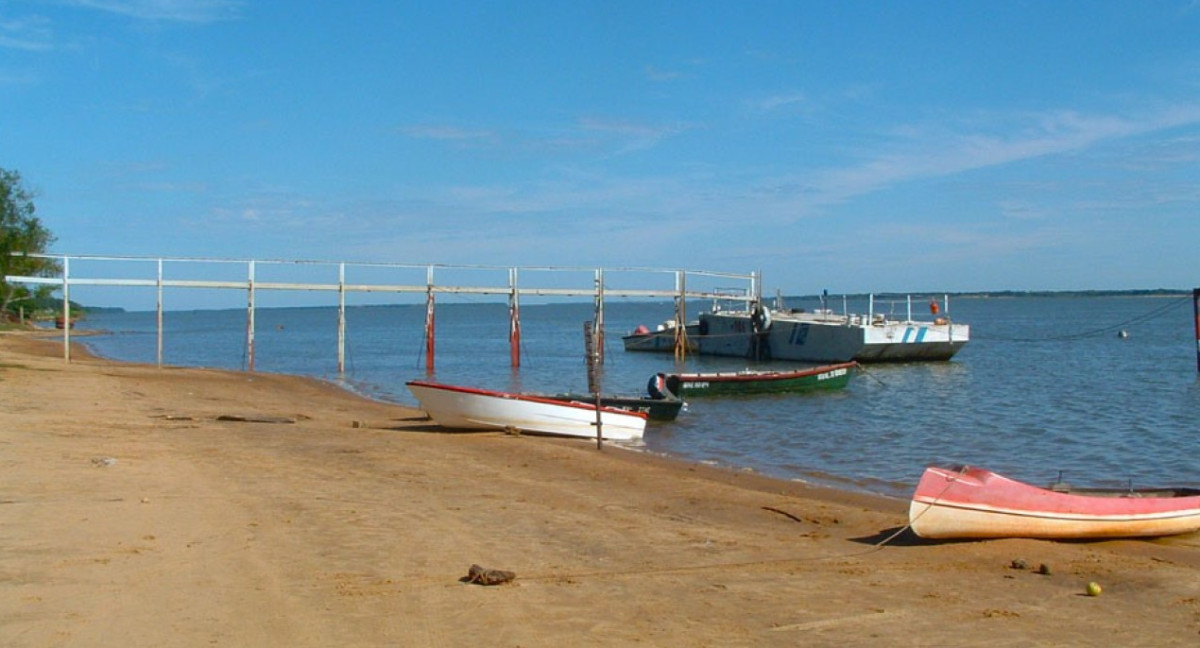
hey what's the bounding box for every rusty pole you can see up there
[509,268,521,368]
[1193,288,1199,373]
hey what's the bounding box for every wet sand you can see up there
[3,330,1199,647]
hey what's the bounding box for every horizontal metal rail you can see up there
[7,254,762,369]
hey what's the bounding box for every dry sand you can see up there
[3,329,1199,647]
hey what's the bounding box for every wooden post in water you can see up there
[674,270,688,361]
[1193,288,1200,373]
[509,268,521,368]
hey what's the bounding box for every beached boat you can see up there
[406,380,648,441]
[622,320,699,353]
[542,392,684,422]
[696,297,969,363]
[651,362,856,397]
[909,464,1200,540]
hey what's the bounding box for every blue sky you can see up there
[4,0,1200,307]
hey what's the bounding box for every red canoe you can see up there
[909,465,1200,540]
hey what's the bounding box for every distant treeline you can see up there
[7,298,125,316]
[13,296,84,314]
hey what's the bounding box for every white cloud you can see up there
[643,65,682,82]
[577,116,699,154]
[0,15,54,51]
[65,0,242,23]
[749,92,808,114]
[792,104,1200,211]
[397,124,497,143]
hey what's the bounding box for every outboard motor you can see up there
[647,373,678,400]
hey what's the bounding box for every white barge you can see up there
[696,295,969,363]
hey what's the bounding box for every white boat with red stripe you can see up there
[406,380,648,441]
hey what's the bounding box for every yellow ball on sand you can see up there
[1086,582,1102,596]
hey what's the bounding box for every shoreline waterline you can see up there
[61,294,1200,499]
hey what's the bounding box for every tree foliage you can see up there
[1,168,60,315]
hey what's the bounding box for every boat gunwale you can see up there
[669,361,858,384]
[912,498,1200,523]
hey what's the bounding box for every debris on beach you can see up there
[91,457,117,468]
[465,564,516,586]
[216,414,296,424]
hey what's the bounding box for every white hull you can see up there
[406,381,647,441]
[697,309,968,363]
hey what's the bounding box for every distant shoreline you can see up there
[787,289,1192,301]
[78,288,1196,314]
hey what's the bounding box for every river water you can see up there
[75,294,1200,498]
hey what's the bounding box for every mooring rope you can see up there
[978,295,1192,342]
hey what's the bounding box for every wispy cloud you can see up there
[0,15,54,51]
[748,92,809,114]
[65,0,242,23]
[397,124,497,143]
[643,64,682,82]
[793,104,1200,211]
[578,116,699,154]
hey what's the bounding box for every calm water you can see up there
[75,295,1200,498]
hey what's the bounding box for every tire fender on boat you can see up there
[751,303,772,333]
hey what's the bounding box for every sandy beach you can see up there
[3,330,1199,647]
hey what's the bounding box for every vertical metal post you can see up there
[1193,288,1200,373]
[246,260,256,371]
[156,258,164,368]
[945,293,953,343]
[61,256,70,363]
[907,295,912,323]
[593,268,605,364]
[509,267,521,368]
[584,320,602,450]
[337,263,346,374]
[425,266,436,373]
[594,391,603,451]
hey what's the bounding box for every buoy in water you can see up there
[1118,330,1129,339]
